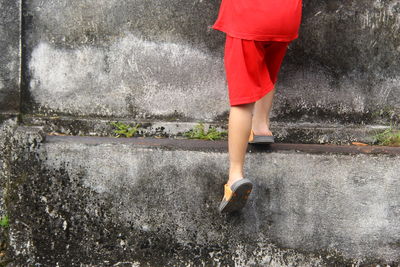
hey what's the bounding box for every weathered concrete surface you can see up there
[0,0,20,114]
[0,117,18,211]
[279,0,400,124]
[23,0,227,121]
[21,114,391,145]
[0,117,18,266]
[23,0,400,124]
[4,128,400,266]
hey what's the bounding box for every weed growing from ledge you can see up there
[184,123,227,141]
[110,121,140,138]
[0,215,8,228]
[373,126,400,146]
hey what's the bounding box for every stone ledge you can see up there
[22,114,392,145]
[3,129,400,266]
[46,135,400,156]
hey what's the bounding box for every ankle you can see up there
[252,119,270,128]
[251,125,273,136]
[227,174,244,187]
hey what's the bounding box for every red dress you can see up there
[212,0,303,41]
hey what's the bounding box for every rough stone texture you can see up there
[22,0,400,124]
[0,0,20,114]
[23,0,227,121]
[0,117,19,212]
[0,117,18,266]
[279,0,400,124]
[4,128,400,266]
[21,114,390,145]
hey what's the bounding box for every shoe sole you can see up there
[249,135,274,144]
[219,178,253,213]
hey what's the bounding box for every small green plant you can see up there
[373,126,400,146]
[110,121,140,138]
[0,215,9,228]
[184,123,227,141]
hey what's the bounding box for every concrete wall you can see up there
[281,0,400,124]
[23,0,227,121]
[2,1,400,266]
[22,0,400,124]
[0,0,20,114]
[4,128,400,266]
[0,117,18,265]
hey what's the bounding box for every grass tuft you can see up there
[184,123,227,141]
[110,121,140,138]
[0,215,9,228]
[373,126,400,146]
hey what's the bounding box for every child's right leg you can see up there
[252,88,275,136]
[251,41,290,137]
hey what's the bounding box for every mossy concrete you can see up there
[2,126,400,266]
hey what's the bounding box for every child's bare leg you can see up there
[227,102,255,187]
[252,88,275,136]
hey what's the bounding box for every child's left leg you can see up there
[219,102,254,213]
[227,102,255,187]
[251,40,290,137]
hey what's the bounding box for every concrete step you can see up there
[2,125,400,266]
[21,114,391,145]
